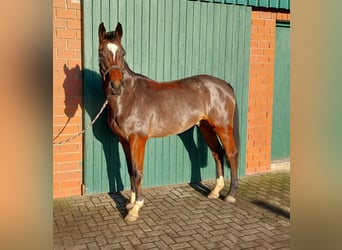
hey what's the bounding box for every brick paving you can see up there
[54,170,290,249]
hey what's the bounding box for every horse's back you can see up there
[179,74,235,96]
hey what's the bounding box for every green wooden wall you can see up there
[194,0,290,10]
[271,22,290,160]
[83,0,251,194]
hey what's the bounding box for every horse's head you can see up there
[98,22,125,96]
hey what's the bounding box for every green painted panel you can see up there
[202,0,290,10]
[83,0,251,194]
[271,23,290,160]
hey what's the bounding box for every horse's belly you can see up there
[148,115,201,138]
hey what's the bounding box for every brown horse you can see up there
[98,22,240,222]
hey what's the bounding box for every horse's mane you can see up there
[123,61,151,81]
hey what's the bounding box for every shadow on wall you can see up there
[60,65,210,194]
[53,64,83,141]
[83,67,124,193]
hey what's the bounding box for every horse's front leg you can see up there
[125,135,147,222]
[119,137,136,210]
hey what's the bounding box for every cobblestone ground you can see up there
[54,170,290,249]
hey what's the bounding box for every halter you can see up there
[103,64,124,76]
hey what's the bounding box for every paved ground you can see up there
[54,170,290,249]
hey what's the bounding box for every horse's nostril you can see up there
[110,81,115,89]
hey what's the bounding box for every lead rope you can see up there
[53,99,109,145]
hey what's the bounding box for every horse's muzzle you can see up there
[110,80,123,96]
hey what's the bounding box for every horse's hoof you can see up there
[125,212,138,222]
[126,202,134,210]
[225,195,236,203]
[208,192,219,199]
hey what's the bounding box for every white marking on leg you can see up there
[107,43,118,61]
[208,175,224,199]
[126,192,136,210]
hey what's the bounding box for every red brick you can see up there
[67,0,81,10]
[54,58,68,68]
[56,8,76,19]
[252,19,264,26]
[53,153,70,163]
[54,0,66,8]
[69,171,82,180]
[54,39,67,49]
[251,11,260,19]
[54,67,65,80]
[251,32,264,41]
[67,59,82,68]
[264,19,275,27]
[76,9,82,20]
[61,180,81,189]
[247,161,259,169]
[57,143,81,154]
[250,26,258,35]
[53,189,71,198]
[251,48,263,56]
[67,19,81,29]
[54,124,81,135]
[256,55,270,63]
[53,19,66,29]
[247,147,261,154]
[263,48,274,56]
[69,152,82,161]
[53,181,61,191]
[76,50,82,59]
[60,162,81,172]
[67,40,81,49]
[257,26,271,34]
[69,188,82,196]
[253,153,266,161]
[260,11,272,19]
[56,29,77,39]
[258,41,271,49]
[54,172,71,181]
[57,49,76,59]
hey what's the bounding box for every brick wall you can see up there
[246,9,290,174]
[53,0,83,198]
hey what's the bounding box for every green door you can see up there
[271,22,290,160]
[83,0,251,194]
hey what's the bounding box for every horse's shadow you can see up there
[62,65,211,217]
[53,64,83,141]
[83,67,124,188]
[178,126,208,183]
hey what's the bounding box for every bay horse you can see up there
[98,22,240,222]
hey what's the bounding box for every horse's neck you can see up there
[123,61,150,80]
[123,61,134,77]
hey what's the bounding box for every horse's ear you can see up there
[114,22,123,41]
[98,22,106,43]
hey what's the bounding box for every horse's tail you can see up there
[233,100,240,160]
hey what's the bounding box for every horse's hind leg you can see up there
[215,126,239,203]
[198,121,225,199]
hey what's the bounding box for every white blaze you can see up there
[107,43,118,61]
